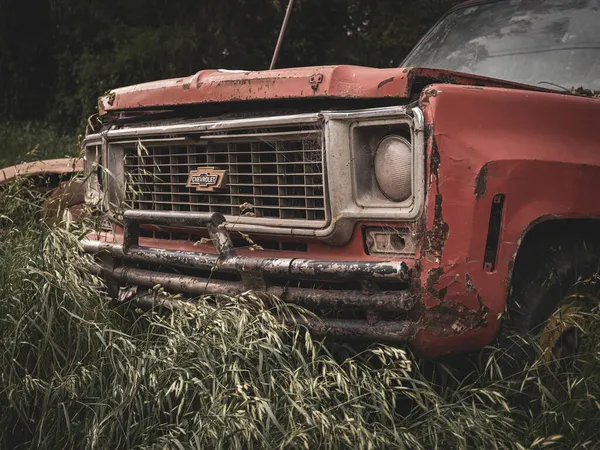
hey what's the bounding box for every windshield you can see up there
[403,0,600,91]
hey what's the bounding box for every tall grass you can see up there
[1,181,600,449]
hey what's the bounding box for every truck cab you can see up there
[82,0,600,357]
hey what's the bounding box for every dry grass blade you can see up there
[1,182,600,449]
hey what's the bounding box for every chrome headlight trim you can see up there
[323,106,425,226]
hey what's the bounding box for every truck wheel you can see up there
[42,179,87,225]
[507,232,600,362]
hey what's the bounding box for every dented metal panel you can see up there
[0,158,83,185]
[98,66,551,115]
[414,84,600,356]
[93,265,416,313]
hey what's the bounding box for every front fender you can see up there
[413,84,600,356]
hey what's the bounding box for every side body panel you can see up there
[415,84,600,355]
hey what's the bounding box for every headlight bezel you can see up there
[347,113,419,212]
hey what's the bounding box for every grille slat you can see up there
[132,200,324,210]
[124,171,323,177]
[132,192,324,199]
[124,161,322,167]
[123,126,326,222]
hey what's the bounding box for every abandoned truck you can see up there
[10,0,599,357]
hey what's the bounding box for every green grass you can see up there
[0,122,79,167]
[1,182,600,449]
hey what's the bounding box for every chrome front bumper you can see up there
[83,210,420,341]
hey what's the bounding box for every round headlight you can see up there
[374,135,412,202]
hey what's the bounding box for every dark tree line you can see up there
[0,0,459,131]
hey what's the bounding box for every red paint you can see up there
[414,85,600,356]
[86,65,600,357]
[98,66,550,115]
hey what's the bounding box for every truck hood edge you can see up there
[98,65,551,115]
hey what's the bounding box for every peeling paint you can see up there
[474,162,489,200]
[465,273,475,292]
[426,267,445,294]
[419,301,489,337]
[377,76,395,89]
[422,193,449,259]
[429,138,441,182]
[420,88,438,106]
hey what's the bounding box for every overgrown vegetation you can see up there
[1,182,600,449]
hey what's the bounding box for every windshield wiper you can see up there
[538,81,599,98]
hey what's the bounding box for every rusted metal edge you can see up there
[123,210,237,258]
[299,317,418,341]
[131,292,417,342]
[82,240,411,282]
[0,158,83,185]
[97,265,416,313]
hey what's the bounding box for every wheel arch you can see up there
[507,217,600,309]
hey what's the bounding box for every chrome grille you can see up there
[122,126,326,223]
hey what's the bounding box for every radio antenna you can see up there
[269,0,295,70]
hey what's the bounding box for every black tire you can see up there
[507,228,600,336]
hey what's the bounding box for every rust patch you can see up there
[377,76,395,89]
[419,135,449,259]
[429,138,441,181]
[507,257,515,277]
[465,273,475,292]
[420,88,438,106]
[0,158,83,185]
[426,267,444,294]
[420,301,489,337]
[410,259,423,292]
[434,193,450,248]
[474,163,489,200]
[422,193,449,259]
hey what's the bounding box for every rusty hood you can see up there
[99,65,548,115]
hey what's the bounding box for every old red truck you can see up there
[12,0,599,357]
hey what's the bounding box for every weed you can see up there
[1,183,599,449]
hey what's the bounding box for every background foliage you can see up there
[0,0,460,132]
